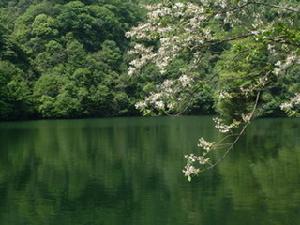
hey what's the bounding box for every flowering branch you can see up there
[183,91,261,181]
[127,0,300,181]
[280,93,300,117]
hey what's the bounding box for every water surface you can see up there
[0,116,299,225]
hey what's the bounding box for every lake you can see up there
[0,116,299,225]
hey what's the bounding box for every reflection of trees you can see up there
[0,117,299,225]
[0,117,216,225]
[218,118,300,225]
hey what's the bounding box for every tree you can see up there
[0,61,32,120]
[126,0,300,181]
[33,74,81,118]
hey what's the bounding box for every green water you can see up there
[0,116,299,225]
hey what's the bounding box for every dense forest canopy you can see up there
[0,0,299,120]
[0,0,146,120]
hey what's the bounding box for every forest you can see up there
[0,0,299,120]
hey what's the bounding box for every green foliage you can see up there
[0,0,144,120]
[0,61,32,119]
[0,0,298,120]
[215,36,299,118]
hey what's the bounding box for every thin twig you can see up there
[202,91,261,172]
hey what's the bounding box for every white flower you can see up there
[198,138,214,151]
[155,101,165,110]
[178,75,193,87]
[242,113,252,123]
[174,2,185,9]
[280,93,300,112]
[213,117,240,133]
[251,31,260,35]
[135,101,147,110]
[280,102,293,111]
[219,91,232,99]
[182,165,200,182]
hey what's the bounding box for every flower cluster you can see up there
[273,53,300,76]
[178,75,193,87]
[219,91,232,100]
[182,164,200,182]
[241,113,252,123]
[127,44,156,76]
[126,1,214,76]
[213,117,241,133]
[135,75,194,114]
[280,93,300,116]
[184,154,210,164]
[197,138,214,152]
[183,153,210,181]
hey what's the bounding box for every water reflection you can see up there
[0,116,299,225]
